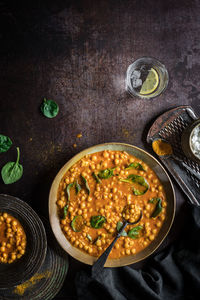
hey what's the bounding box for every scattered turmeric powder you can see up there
[76,133,82,138]
[152,139,173,156]
[13,270,51,296]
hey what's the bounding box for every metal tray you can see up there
[147,106,200,206]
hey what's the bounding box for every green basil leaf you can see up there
[81,175,90,194]
[92,172,101,183]
[0,135,12,153]
[98,168,115,179]
[86,233,93,242]
[75,180,82,194]
[1,147,23,184]
[150,198,163,218]
[116,221,127,236]
[66,183,74,201]
[40,98,59,118]
[90,215,106,229]
[127,225,143,239]
[63,205,69,219]
[125,162,145,171]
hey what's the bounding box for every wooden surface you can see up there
[0,1,200,299]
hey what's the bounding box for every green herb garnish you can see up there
[90,215,106,229]
[116,221,127,236]
[75,180,82,194]
[66,183,74,201]
[92,172,101,183]
[0,134,12,153]
[81,175,90,194]
[125,162,145,171]
[40,98,59,118]
[120,174,149,195]
[127,225,143,239]
[1,147,23,184]
[98,168,115,179]
[63,205,69,219]
[149,198,162,218]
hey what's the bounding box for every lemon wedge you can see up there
[140,68,159,95]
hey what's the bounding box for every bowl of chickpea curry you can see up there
[49,143,175,267]
[0,194,47,288]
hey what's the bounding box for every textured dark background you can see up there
[0,0,200,299]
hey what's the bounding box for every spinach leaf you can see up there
[75,180,81,194]
[81,175,90,194]
[120,174,149,195]
[128,174,149,188]
[66,183,74,201]
[86,233,93,242]
[92,172,101,183]
[116,221,127,236]
[40,98,59,118]
[128,225,143,239]
[1,147,23,184]
[125,162,145,171]
[98,168,115,179]
[63,205,69,219]
[0,135,12,153]
[149,198,162,218]
[90,215,106,229]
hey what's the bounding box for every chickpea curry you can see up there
[0,212,26,264]
[57,150,167,259]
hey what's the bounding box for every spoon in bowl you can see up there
[91,209,142,277]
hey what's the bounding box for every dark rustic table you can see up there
[0,1,200,299]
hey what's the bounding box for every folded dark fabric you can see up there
[75,204,200,300]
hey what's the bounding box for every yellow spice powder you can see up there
[13,270,51,296]
[152,139,173,156]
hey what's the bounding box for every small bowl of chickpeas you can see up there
[49,143,176,267]
[0,194,47,289]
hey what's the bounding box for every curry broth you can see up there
[57,150,167,259]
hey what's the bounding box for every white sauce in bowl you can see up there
[190,124,200,159]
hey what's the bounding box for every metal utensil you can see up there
[91,210,142,277]
[152,138,200,181]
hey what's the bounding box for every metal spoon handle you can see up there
[91,222,127,277]
[91,233,120,278]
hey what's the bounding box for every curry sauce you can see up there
[57,150,167,259]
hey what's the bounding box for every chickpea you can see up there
[125,249,131,255]
[88,248,93,254]
[131,248,136,254]
[3,213,8,219]
[80,202,86,209]
[156,221,162,227]
[75,241,79,246]
[149,234,155,241]
[121,250,125,255]
[0,246,6,252]
[92,155,97,161]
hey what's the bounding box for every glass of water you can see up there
[125,57,169,99]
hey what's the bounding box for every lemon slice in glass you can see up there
[140,68,159,95]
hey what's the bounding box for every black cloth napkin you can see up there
[75,204,200,300]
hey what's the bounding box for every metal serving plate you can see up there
[49,143,175,267]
